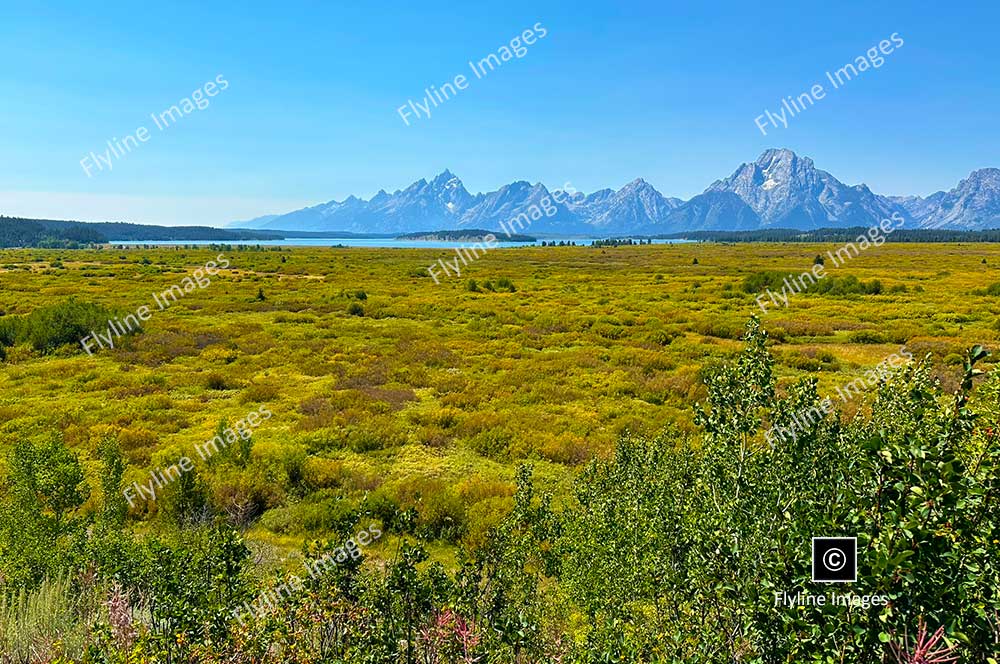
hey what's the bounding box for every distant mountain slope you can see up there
[884,194,937,221]
[226,214,280,229]
[664,192,761,231]
[577,179,683,232]
[243,150,999,234]
[899,168,1000,229]
[458,180,588,234]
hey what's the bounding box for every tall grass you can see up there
[0,574,103,663]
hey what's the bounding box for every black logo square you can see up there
[812,537,856,583]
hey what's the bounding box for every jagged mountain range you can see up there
[231,149,1000,234]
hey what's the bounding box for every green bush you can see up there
[972,282,1000,296]
[742,272,886,297]
[495,277,516,292]
[557,321,1000,661]
[0,299,133,355]
[849,330,886,344]
[261,496,359,535]
[205,372,232,390]
[468,428,513,460]
[646,329,676,346]
[0,436,89,587]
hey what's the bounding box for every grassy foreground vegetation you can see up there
[0,242,998,661]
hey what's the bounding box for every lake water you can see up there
[112,237,694,249]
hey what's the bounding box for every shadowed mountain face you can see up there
[891,168,1000,230]
[663,191,761,231]
[235,151,1000,234]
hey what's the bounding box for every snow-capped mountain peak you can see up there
[705,149,900,229]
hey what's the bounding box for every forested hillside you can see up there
[0,217,282,247]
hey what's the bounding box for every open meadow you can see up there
[1,241,998,661]
[1,242,997,546]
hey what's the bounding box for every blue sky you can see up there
[0,0,996,225]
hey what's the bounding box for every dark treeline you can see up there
[0,217,283,248]
[657,226,1000,243]
[396,229,537,242]
[591,238,655,247]
[0,218,104,248]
